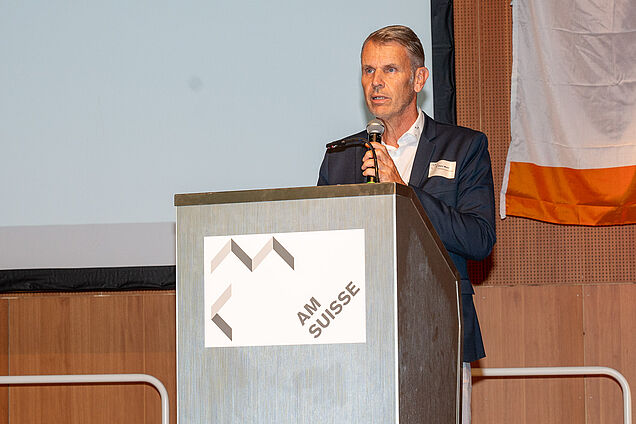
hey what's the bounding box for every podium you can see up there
[175,183,462,423]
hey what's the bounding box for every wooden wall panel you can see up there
[472,285,586,423]
[142,292,176,424]
[6,292,176,424]
[583,284,636,424]
[453,0,481,130]
[0,299,8,424]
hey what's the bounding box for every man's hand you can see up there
[361,142,406,185]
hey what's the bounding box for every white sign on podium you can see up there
[203,229,366,348]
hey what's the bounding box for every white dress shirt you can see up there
[383,108,424,184]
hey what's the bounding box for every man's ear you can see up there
[413,67,429,93]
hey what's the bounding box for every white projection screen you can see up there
[0,1,437,272]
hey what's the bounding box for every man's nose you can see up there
[371,72,384,88]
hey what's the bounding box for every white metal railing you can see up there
[0,373,169,424]
[472,366,632,424]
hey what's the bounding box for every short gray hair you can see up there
[362,25,425,71]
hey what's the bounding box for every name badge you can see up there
[428,160,456,179]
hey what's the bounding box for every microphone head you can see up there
[366,118,385,136]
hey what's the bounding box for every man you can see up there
[317,25,496,422]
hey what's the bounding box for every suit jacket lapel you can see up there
[409,113,437,187]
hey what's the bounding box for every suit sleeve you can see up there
[409,133,496,261]
[317,153,329,186]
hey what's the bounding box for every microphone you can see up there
[366,118,385,142]
[365,119,384,183]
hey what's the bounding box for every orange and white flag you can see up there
[500,0,636,225]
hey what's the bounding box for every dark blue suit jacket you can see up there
[318,112,496,362]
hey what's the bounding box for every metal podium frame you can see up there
[175,183,462,423]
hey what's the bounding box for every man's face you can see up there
[361,41,427,122]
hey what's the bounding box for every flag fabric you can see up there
[500,0,636,225]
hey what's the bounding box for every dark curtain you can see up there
[431,0,456,125]
[0,266,175,293]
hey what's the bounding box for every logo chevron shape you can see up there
[210,237,294,273]
[208,237,295,340]
[210,284,232,340]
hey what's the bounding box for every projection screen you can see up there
[0,1,445,277]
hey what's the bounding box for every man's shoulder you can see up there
[329,129,367,144]
[428,117,485,141]
[420,116,490,170]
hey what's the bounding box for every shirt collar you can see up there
[402,107,424,145]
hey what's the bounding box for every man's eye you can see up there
[364,68,375,74]
[387,67,396,73]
